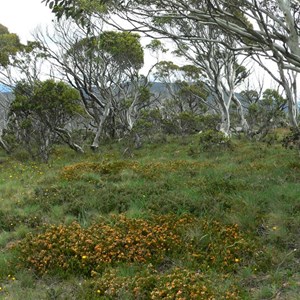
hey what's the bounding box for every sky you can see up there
[0,0,280,92]
[0,0,54,43]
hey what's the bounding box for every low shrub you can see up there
[81,266,240,299]
[14,215,257,277]
[14,215,194,276]
[199,130,232,152]
[282,127,300,152]
[60,160,211,181]
[0,211,42,231]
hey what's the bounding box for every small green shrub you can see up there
[199,130,232,152]
[282,127,300,151]
[0,211,42,231]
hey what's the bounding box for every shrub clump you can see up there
[14,215,194,276]
[199,130,232,152]
[81,266,240,299]
[0,211,42,231]
[14,215,257,277]
[282,127,300,152]
[60,161,133,181]
[60,160,211,181]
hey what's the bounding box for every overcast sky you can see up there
[0,0,53,42]
[0,0,280,91]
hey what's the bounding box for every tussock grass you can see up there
[0,134,299,299]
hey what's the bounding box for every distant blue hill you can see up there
[0,84,12,93]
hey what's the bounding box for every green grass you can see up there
[0,134,299,299]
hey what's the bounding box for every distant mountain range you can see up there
[0,83,12,93]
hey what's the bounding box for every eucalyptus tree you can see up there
[120,0,300,129]
[148,10,250,136]
[153,61,211,133]
[9,79,83,162]
[0,91,11,153]
[247,88,287,138]
[154,62,209,113]
[173,29,250,135]
[41,0,250,136]
[0,24,41,153]
[35,20,151,149]
[42,0,300,129]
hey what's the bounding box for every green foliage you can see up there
[82,266,240,299]
[198,130,232,151]
[247,89,286,134]
[99,31,144,70]
[42,0,109,24]
[0,26,22,67]
[282,127,300,152]
[11,79,81,117]
[146,39,168,53]
[71,30,144,71]
[0,24,9,35]
[0,211,41,232]
[7,79,81,161]
[131,109,163,143]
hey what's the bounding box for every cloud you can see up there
[0,0,53,42]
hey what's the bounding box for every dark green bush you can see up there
[199,130,232,152]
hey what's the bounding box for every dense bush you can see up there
[14,215,192,276]
[81,266,240,299]
[198,130,232,152]
[60,160,210,181]
[14,214,257,278]
[282,127,300,152]
[0,211,41,231]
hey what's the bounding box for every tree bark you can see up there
[0,129,10,154]
[54,127,84,153]
[219,103,231,137]
[232,95,250,133]
[91,104,111,150]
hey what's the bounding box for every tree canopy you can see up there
[0,24,22,67]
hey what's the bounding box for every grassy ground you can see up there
[0,133,299,299]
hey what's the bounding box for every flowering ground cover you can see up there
[0,134,299,299]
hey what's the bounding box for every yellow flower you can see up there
[234,258,240,263]
[82,255,87,259]
[97,290,101,293]
[272,226,278,230]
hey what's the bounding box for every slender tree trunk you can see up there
[278,63,299,129]
[219,102,231,137]
[91,104,111,150]
[0,129,10,154]
[55,127,84,153]
[232,95,249,133]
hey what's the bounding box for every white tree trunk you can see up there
[219,101,231,137]
[55,127,84,153]
[91,104,111,150]
[232,95,250,132]
[0,129,9,153]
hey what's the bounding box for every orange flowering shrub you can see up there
[15,215,195,276]
[197,220,255,272]
[60,161,131,180]
[82,267,240,299]
[14,214,256,278]
[60,160,212,181]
